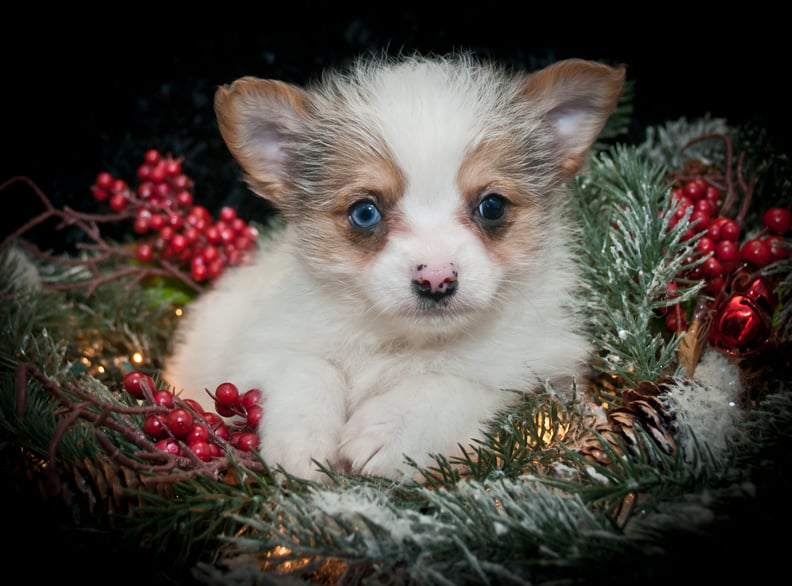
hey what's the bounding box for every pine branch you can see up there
[635,116,730,171]
[571,146,705,386]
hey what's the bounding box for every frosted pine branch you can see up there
[571,146,705,385]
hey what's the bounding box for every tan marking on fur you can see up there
[456,142,547,265]
[300,153,406,268]
[214,77,310,204]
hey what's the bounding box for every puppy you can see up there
[163,53,625,482]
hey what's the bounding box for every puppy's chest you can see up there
[326,334,486,405]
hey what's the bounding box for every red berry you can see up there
[704,275,725,296]
[91,186,109,201]
[766,235,790,260]
[693,199,715,216]
[166,408,194,437]
[695,236,715,256]
[150,162,167,183]
[144,149,162,166]
[234,432,259,452]
[220,206,237,222]
[701,256,723,278]
[763,207,792,235]
[204,415,229,441]
[215,402,238,417]
[135,243,154,263]
[176,190,193,207]
[714,239,739,263]
[241,388,263,411]
[109,193,127,212]
[150,214,166,230]
[246,405,264,428]
[133,215,151,234]
[155,438,181,455]
[170,233,188,253]
[186,423,210,444]
[683,179,705,201]
[181,398,205,414]
[191,260,209,282]
[159,226,175,241]
[231,217,247,234]
[95,171,114,190]
[166,212,183,230]
[111,179,128,193]
[171,174,191,191]
[214,382,240,407]
[707,217,728,241]
[164,159,182,177]
[740,238,773,267]
[143,414,167,438]
[704,185,721,206]
[689,210,711,232]
[137,164,152,181]
[208,258,226,280]
[205,225,222,244]
[720,218,740,242]
[664,306,687,332]
[152,389,175,408]
[123,371,156,399]
[155,182,171,199]
[189,440,215,461]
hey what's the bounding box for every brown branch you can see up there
[679,132,755,226]
[1,175,205,295]
[13,361,267,496]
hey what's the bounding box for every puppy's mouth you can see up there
[414,295,457,313]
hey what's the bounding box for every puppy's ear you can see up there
[520,59,625,176]
[214,77,310,203]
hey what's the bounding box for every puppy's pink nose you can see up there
[412,262,458,300]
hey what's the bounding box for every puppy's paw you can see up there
[338,399,429,480]
[261,428,340,483]
[254,356,349,483]
[339,376,512,480]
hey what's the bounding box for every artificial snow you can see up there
[664,348,744,463]
[309,485,449,549]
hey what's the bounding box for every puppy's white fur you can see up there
[163,53,625,482]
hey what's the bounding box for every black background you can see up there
[3,10,789,249]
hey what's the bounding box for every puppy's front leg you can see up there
[257,356,347,482]
[339,376,511,479]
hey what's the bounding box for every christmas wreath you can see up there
[1,88,790,585]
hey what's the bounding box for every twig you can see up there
[1,176,204,295]
[679,132,755,226]
[14,361,267,496]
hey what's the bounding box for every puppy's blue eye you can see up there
[349,200,382,229]
[477,193,507,221]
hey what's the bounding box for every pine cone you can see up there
[578,379,677,465]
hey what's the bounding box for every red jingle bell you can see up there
[708,275,775,356]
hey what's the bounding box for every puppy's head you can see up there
[215,55,625,332]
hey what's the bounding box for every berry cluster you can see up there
[91,149,258,283]
[661,177,790,332]
[123,371,262,461]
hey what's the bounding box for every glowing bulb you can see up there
[131,352,143,364]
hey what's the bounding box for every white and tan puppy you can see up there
[164,53,625,482]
